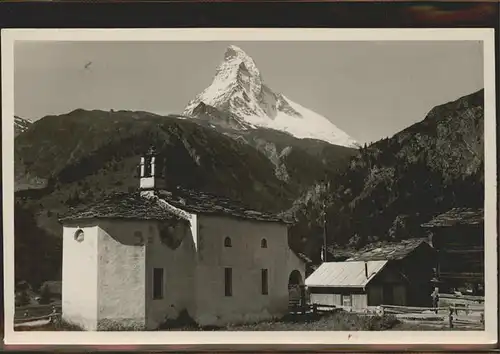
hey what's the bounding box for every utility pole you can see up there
[323,199,327,263]
[322,178,330,263]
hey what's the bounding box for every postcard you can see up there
[2,28,497,348]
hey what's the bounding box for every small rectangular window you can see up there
[153,268,164,300]
[224,268,232,297]
[261,269,269,295]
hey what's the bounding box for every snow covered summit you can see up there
[183,45,357,147]
[15,116,33,136]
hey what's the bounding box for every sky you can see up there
[14,40,483,144]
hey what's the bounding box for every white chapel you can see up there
[60,148,306,330]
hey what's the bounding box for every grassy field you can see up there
[222,312,399,331]
[15,311,466,332]
[15,302,61,321]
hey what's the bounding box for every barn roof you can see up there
[60,192,187,222]
[421,208,484,228]
[156,188,291,224]
[346,238,431,261]
[305,260,388,288]
[324,246,355,261]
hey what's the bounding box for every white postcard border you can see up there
[2,28,497,346]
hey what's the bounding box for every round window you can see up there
[74,229,84,242]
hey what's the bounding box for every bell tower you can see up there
[139,146,166,197]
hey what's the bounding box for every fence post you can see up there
[480,312,484,325]
[380,306,385,317]
[49,305,59,325]
[448,307,453,329]
[313,303,317,315]
[49,306,55,323]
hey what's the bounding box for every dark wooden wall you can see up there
[397,243,436,306]
[431,225,484,293]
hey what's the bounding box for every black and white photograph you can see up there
[2,28,497,346]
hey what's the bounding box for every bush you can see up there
[15,291,30,307]
[348,234,363,249]
[358,313,399,330]
[15,281,32,307]
[320,311,399,331]
[53,319,85,331]
[38,284,52,304]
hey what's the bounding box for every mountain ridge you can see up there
[15,116,33,137]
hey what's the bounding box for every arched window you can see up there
[261,238,268,248]
[224,237,232,248]
[74,229,84,242]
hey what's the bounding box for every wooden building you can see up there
[305,260,408,311]
[306,238,436,310]
[346,238,436,307]
[421,208,484,295]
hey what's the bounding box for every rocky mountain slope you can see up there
[15,116,32,137]
[184,45,357,147]
[289,89,485,261]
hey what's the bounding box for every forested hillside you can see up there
[288,90,484,261]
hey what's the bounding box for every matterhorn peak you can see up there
[224,45,250,61]
[223,45,259,73]
[183,45,357,147]
[219,45,262,95]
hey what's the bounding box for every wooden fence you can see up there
[14,304,61,326]
[312,304,338,314]
[297,301,484,330]
[438,293,484,303]
[289,303,338,315]
[380,304,484,329]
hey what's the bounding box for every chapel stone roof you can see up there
[59,192,186,222]
[60,188,291,224]
[156,188,292,223]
